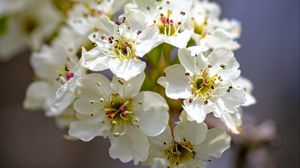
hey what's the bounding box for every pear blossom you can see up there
[158,46,246,131]
[125,0,194,48]
[145,114,231,168]
[0,0,62,61]
[82,13,161,80]
[68,0,128,36]
[69,73,169,163]
[187,0,240,50]
[47,56,86,116]
[20,0,258,167]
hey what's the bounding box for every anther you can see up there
[134,117,140,122]
[113,132,120,137]
[99,98,104,102]
[220,64,226,69]
[118,80,124,85]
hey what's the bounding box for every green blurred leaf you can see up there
[0,15,8,37]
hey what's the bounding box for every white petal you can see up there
[208,48,241,80]
[108,57,146,81]
[111,72,145,98]
[133,91,169,136]
[109,126,149,163]
[157,64,192,99]
[183,99,214,123]
[96,15,116,36]
[30,45,65,81]
[77,73,112,101]
[214,87,246,116]
[73,97,105,119]
[47,84,76,116]
[221,111,242,134]
[195,128,231,160]
[135,26,162,57]
[233,77,256,106]
[82,47,109,71]
[23,81,54,110]
[178,47,207,75]
[160,29,193,48]
[68,118,110,142]
[206,29,240,50]
[121,10,147,32]
[174,119,208,145]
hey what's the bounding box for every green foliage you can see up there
[0,15,8,38]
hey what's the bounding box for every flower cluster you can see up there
[4,0,257,167]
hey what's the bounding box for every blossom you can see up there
[125,0,194,48]
[82,13,161,80]
[145,114,231,168]
[69,73,169,163]
[48,56,86,116]
[68,0,128,36]
[158,46,246,130]
[0,0,62,61]
[187,0,240,50]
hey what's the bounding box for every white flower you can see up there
[68,0,128,36]
[24,27,85,114]
[82,13,161,80]
[47,56,86,117]
[158,46,246,129]
[69,73,169,163]
[145,115,231,168]
[126,0,194,48]
[24,45,63,111]
[0,0,62,61]
[187,0,240,50]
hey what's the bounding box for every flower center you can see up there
[156,10,182,36]
[100,34,136,60]
[193,17,208,39]
[113,38,135,59]
[104,99,133,121]
[165,141,196,167]
[191,66,218,99]
[57,66,74,83]
[21,16,38,34]
[103,95,141,137]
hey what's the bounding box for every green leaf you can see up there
[0,15,8,37]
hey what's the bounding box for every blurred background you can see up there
[0,0,299,168]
